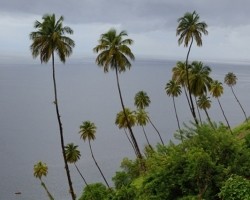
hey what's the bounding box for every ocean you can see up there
[0,56,249,199]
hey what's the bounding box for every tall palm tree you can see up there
[176,11,208,124]
[93,29,142,159]
[115,108,137,154]
[65,143,89,187]
[224,72,248,122]
[136,109,151,147]
[34,162,54,200]
[210,80,232,134]
[30,14,75,199]
[172,61,192,111]
[78,121,110,188]
[134,91,164,145]
[189,61,213,123]
[165,80,183,141]
[197,95,215,129]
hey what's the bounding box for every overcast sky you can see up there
[1,0,250,62]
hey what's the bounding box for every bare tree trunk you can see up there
[142,125,151,148]
[230,86,248,122]
[195,96,202,124]
[172,96,183,142]
[40,179,54,200]
[51,52,75,200]
[185,37,198,124]
[204,108,215,130]
[88,140,110,188]
[217,97,233,134]
[148,119,164,145]
[124,128,137,154]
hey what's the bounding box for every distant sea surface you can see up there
[0,56,249,200]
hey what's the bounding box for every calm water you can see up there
[0,56,249,200]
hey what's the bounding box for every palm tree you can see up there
[165,80,183,141]
[189,61,213,123]
[172,61,192,110]
[30,14,75,199]
[115,108,137,154]
[134,91,164,145]
[78,121,110,188]
[93,29,142,159]
[65,143,90,187]
[176,11,208,123]
[34,162,54,200]
[224,72,248,122]
[136,109,152,148]
[210,80,232,134]
[197,95,215,129]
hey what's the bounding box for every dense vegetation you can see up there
[30,11,250,200]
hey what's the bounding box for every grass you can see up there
[232,120,250,139]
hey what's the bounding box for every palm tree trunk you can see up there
[124,128,137,154]
[230,86,248,122]
[51,52,75,200]
[172,96,183,142]
[195,96,202,124]
[204,108,215,130]
[148,119,164,145]
[185,37,198,124]
[74,163,96,200]
[217,97,233,134]
[40,180,54,200]
[183,85,192,113]
[115,65,142,159]
[142,125,151,148]
[88,140,110,188]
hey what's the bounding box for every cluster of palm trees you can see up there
[30,11,248,200]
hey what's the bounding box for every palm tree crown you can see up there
[136,109,150,127]
[176,11,208,47]
[30,14,75,63]
[134,91,151,110]
[93,28,135,73]
[224,72,237,87]
[79,121,97,141]
[210,80,223,98]
[115,108,137,129]
[34,162,48,180]
[65,143,81,164]
[197,94,212,110]
[165,80,182,97]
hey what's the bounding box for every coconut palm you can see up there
[30,14,75,199]
[189,61,213,123]
[172,61,191,110]
[34,162,54,200]
[210,80,232,134]
[176,11,208,123]
[165,80,183,141]
[93,29,142,159]
[224,72,248,122]
[115,108,137,154]
[79,121,110,188]
[65,143,89,187]
[197,95,215,129]
[136,109,151,147]
[134,91,164,145]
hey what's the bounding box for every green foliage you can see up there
[78,183,113,200]
[218,174,250,200]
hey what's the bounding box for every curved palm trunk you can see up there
[148,119,164,145]
[74,163,96,200]
[183,85,192,112]
[185,37,198,124]
[230,86,248,122]
[88,140,110,188]
[115,66,142,159]
[124,128,137,154]
[40,179,54,200]
[52,53,75,200]
[172,96,183,142]
[141,125,152,148]
[204,108,215,130]
[195,96,202,124]
[216,97,233,134]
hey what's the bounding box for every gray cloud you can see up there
[1,0,250,33]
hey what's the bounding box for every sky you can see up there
[1,0,250,62]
